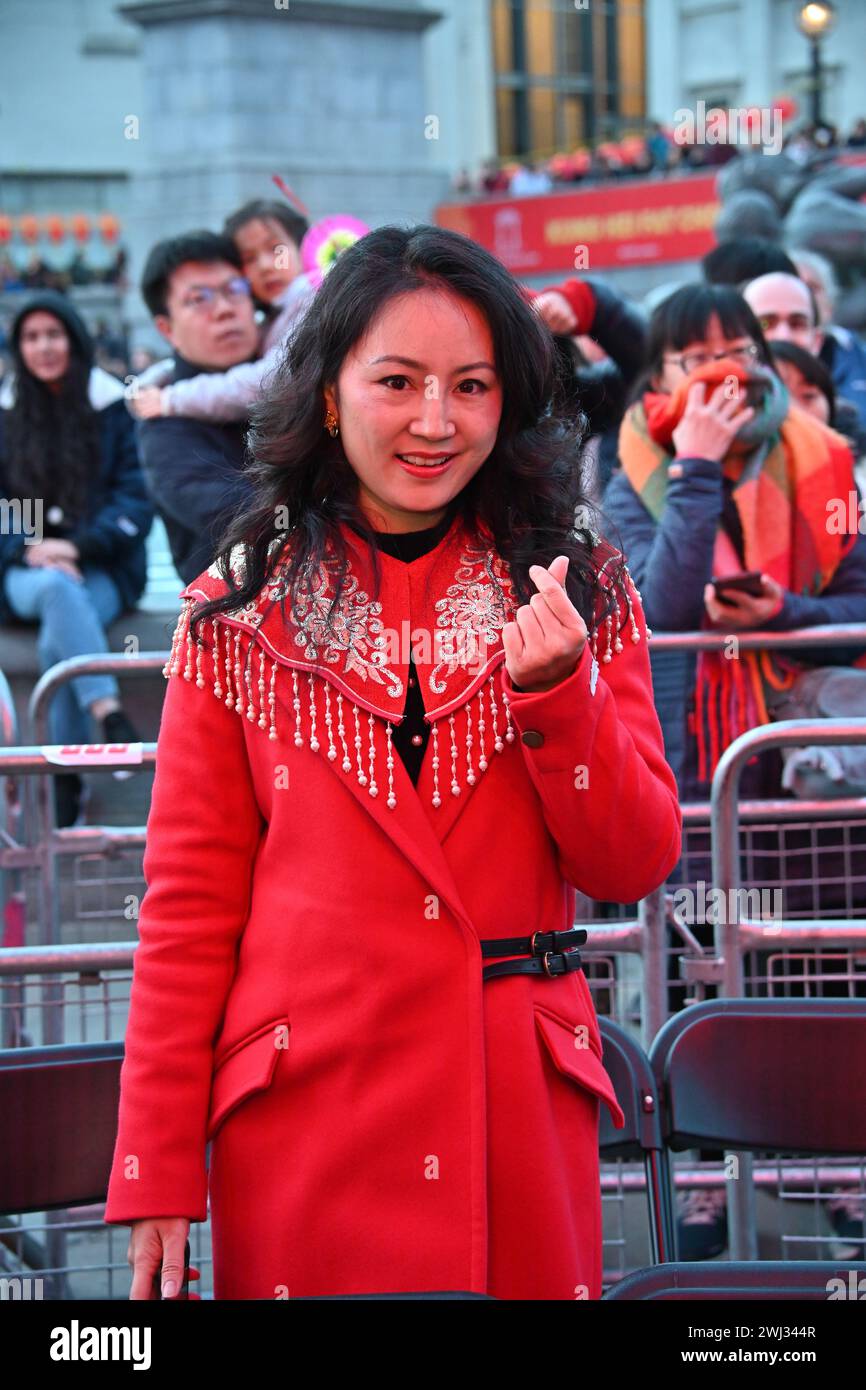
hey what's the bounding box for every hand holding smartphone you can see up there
[711,571,766,605]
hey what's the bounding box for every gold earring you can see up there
[324,410,340,438]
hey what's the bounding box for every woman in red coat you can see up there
[104,225,681,1300]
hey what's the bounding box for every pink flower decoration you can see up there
[301,215,370,287]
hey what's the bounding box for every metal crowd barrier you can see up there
[706,718,866,1264]
[712,720,866,998]
[595,623,866,1275]
[27,651,169,746]
[0,667,17,747]
[648,622,866,653]
[0,746,155,1051]
[1,663,19,886]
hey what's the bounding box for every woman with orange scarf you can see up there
[603,281,866,1264]
[603,284,866,806]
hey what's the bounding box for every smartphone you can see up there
[711,571,766,605]
[151,1238,191,1299]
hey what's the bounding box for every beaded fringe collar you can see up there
[162,560,645,812]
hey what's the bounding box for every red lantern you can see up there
[43,214,66,244]
[70,213,91,243]
[18,214,40,244]
[98,213,121,243]
[0,214,12,244]
[773,95,799,122]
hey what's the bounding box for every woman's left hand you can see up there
[703,574,785,629]
[503,556,588,693]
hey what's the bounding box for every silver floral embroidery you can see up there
[206,541,247,587]
[233,601,266,627]
[430,545,517,695]
[272,558,404,698]
[201,538,526,705]
[204,544,264,628]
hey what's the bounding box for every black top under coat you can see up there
[347,501,460,785]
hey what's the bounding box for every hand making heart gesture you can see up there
[503,556,588,694]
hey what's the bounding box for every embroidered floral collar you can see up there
[165,513,642,810]
[180,511,519,724]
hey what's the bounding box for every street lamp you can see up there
[796,1,836,128]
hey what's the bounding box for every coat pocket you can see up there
[534,1004,625,1129]
[207,1016,291,1142]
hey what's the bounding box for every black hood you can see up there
[10,290,94,370]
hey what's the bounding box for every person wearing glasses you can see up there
[134,231,260,585]
[128,200,316,426]
[604,282,866,1261]
[604,282,866,807]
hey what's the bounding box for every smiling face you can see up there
[233,217,301,304]
[322,288,504,533]
[18,310,71,384]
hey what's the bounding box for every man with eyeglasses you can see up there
[744,268,866,451]
[136,231,260,584]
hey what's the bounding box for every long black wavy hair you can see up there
[3,306,101,523]
[188,223,629,656]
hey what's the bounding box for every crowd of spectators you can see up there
[0,248,128,293]
[2,207,863,816]
[453,116,866,198]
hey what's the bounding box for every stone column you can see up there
[117,0,448,336]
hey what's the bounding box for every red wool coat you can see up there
[103,512,682,1300]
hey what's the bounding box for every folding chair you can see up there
[598,1017,670,1263]
[0,1040,124,1213]
[648,998,866,1260]
[0,1040,490,1298]
[603,1259,866,1298]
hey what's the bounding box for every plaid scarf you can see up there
[617,357,863,785]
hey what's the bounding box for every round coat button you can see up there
[521,729,545,748]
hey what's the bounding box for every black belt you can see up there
[479,927,587,982]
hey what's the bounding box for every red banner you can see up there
[435,174,722,275]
